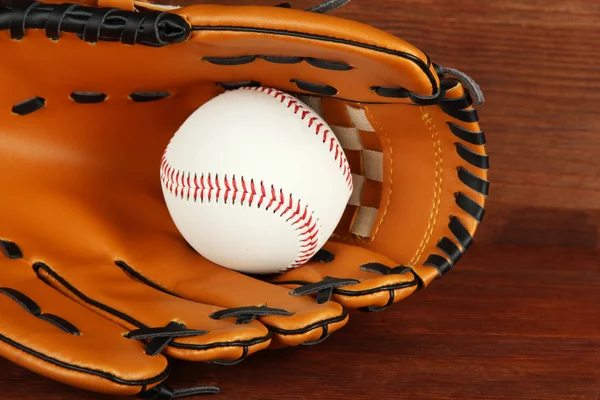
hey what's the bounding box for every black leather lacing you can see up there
[11,91,170,115]
[0,287,81,335]
[448,122,486,145]
[280,68,486,311]
[129,92,171,102]
[0,239,23,259]
[70,92,107,104]
[210,306,294,324]
[370,67,488,280]
[310,249,336,263]
[0,241,82,334]
[116,261,296,339]
[358,264,422,312]
[437,65,485,105]
[210,347,250,366]
[289,277,360,304]
[218,81,262,91]
[373,64,484,107]
[0,2,190,46]
[0,242,221,396]
[208,306,293,365]
[457,166,489,196]
[126,322,209,356]
[301,324,330,346]
[455,192,485,223]
[205,55,353,71]
[282,270,420,313]
[373,83,447,106]
[278,250,420,312]
[139,383,219,399]
[291,79,338,96]
[11,97,45,116]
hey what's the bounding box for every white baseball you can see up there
[160,87,353,274]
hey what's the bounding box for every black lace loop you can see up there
[300,325,330,346]
[371,85,448,106]
[437,64,485,105]
[0,3,190,46]
[8,1,39,40]
[0,240,23,259]
[310,249,335,263]
[356,263,424,312]
[363,264,423,287]
[84,7,118,43]
[372,65,483,109]
[44,2,78,40]
[211,346,249,366]
[290,277,360,304]
[139,11,168,46]
[210,305,293,324]
[359,291,396,313]
[360,263,413,276]
[120,12,145,45]
[126,322,208,356]
[140,383,219,400]
[409,86,448,106]
[0,287,81,335]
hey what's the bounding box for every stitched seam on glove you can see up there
[411,107,443,266]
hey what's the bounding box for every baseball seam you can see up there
[161,86,352,270]
[160,162,321,268]
[242,86,353,192]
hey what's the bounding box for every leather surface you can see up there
[98,0,134,9]
[0,1,486,395]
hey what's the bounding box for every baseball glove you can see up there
[0,0,488,398]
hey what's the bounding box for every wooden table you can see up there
[3,0,600,399]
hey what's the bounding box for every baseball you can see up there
[160,87,353,274]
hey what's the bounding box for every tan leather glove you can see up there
[0,0,487,397]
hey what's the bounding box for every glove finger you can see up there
[1,188,271,362]
[0,253,169,397]
[270,242,421,310]
[30,255,272,363]
[120,232,349,348]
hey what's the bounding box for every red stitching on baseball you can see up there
[242,86,353,192]
[161,86,352,269]
[160,157,321,267]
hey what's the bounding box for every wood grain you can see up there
[2,1,599,399]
